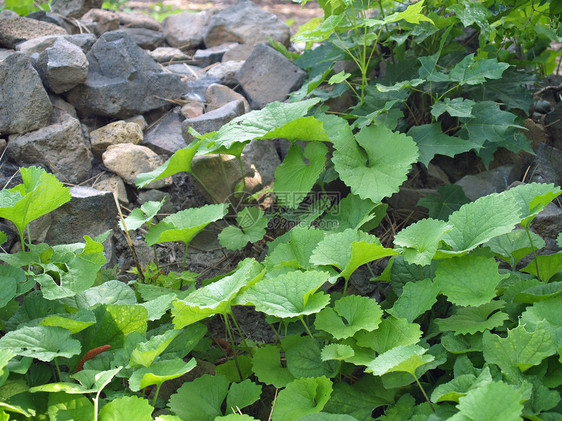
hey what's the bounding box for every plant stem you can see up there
[525,226,541,282]
[182,242,188,273]
[152,383,162,406]
[54,357,62,382]
[343,277,349,296]
[113,194,145,283]
[223,313,243,381]
[299,316,315,339]
[229,310,250,352]
[413,375,435,413]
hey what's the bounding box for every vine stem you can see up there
[229,310,251,353]
[54,357,62,382]
[414,375,435,413]
[524,226,541,282]
[299,316,315,339]
[223,313,243,382]
[152,383,162,406]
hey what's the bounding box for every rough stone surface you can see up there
[144,108,187,155]
[206,83,249,113]
[81,9,119,36]
[27,11,74,34]
[149,47,190,63]
[165,63,203,76]
[102,143,172,189]
[191,154,245,203]
[50,0,103,19]
[181,99,205,119]
[206,60,243,87]
[36,38,89,94]
[222,43,254,62]
[204,0,290,48]
[92,173,129,204]
[117,10,162,31]
[7,109,93,184]
[162,10,214,49]
[544,102,562,150]
[531,203,562,240]
[0,10,19,19]
[16,33,97,55]
[0,53,52,136]
[0,17,67,49]
[456,165,523,201]
[193,43,237,67]
[241,139,281,188]
[66,31,188,118]
[530,143,562,187]
[185,76,221,100]
[0,48,14,61]
[236,43,306,109]
[118,27,164,50]
[49,94,78,118]
[182,100,246,143]
[125,115,147,131]
[90,120,143,157]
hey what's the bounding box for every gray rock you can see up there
[117,10,162,31]
[185,76,221,100]
[0,17,67,49]
[206,60,243,87]
[165,63,203,76]
[544,102,562,150]
[0,53,52,136]
[204,0,290,48]
[118,27,164,50]
[36,38,88,94]
[66,31,188,118]
[181,99,205,119]
[235,43,307,109]
[241,139,281,187]
[144,107,187,155]
[27,11,74,34]
[206,83,249,113]
[0,10,19,19]
[81,9,119,36]
[531,203,562,240]
[530,143,562,187]
[90,120,143,157]
[222,43,254,62]
[182,100,246,143]
[50,0,103,18]
[456,165,523,201]
[49,94,78,118]
[16,33,97,55]
[92,173,129,204]
[0,48,14,62]
[7,109,93,184]
[149,47,190,63]
[162,10,214,50]
[125,115,147,131]
[193,43,237,67]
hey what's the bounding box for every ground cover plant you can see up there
[0,0,561,420]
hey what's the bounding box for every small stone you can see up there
[144,107,187,155]
[0,17,67,49]
[90,120,143,157]
[117,10,162,32]
[162,10,214,50]
[118,27,164,50]
[530,143,561,187]
[193,43,238,67]
[50,0,103,19]
[165,63,203,76]
[455,165,523,201]
[544,102,562,149]
[182,100,246,143]
[92,173,129,204]
[81,9,119,36]
[16,33,96,55]
[206,60,243,87]
[0,10,19,19]
[206,83,249,113]
[49,94,78,118]
[531,202,562,240]
[533,99,552,114]
[149,47,190,63]
[222,43,254,62]
[181,99,205,119]
[102,143,172,189]
[125,115,147,131]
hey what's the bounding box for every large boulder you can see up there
[6,109,93,184]
[162,10,214,50]
[204,0,290,48]
[50,0,103,19]
[66,31,188,118]
[0,53,52,136]
[0,17,67,49]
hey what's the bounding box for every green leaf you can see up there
[146,203,228,247]
[485,230,546,265]
[417,184,471,221]
[323,193,386,231]
[283,336,338,379]
[442,333,483,354]
[448,55,509,86]
[455,381,523,421]
[119,199,165,231]
[387,279,440,322]
[321,344,355,361]
[168,374,229,421]
[314,295,383,339]
[272,376,333,421]
[274,142,328,209]
[520,296,562,343]
[460,101,521,147]
[0,326,80,362]
[366,345,434,377]
[73,280,137,308]
[502,182,561,228]
[440,192,522,255]
[483,321,557,372]
[435,255,507,306]
[293,14,347,43]
[216,355,253,382]
[0,166,71,239]
[218,207,268,250]
[129,358,196,391]
[252,344,295,388]
[431,98,476,118]
[431,367,492,403]
[515,282,562,303]
[328,71,351,85]
[136,142,200,188]
[0,266,22,308]
[448,0,492,35]
[40,309,96,334]
[407,124,480,168]
[522,253,562,283]
[375,79,425,92]
[354,317,422,354]
[384,0,434,24]
[99,396,153,421]
[48,393,94,421]
[267,226,325,270]
[436,301,508,335]
[172,259,264,327]
[237,270,330,319]
[394,218,452,266]
[332,124,418,203]
[130,330,180,367]
[226,379,262,413]
[311,229,397,281]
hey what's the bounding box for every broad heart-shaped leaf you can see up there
[272,376,332,421]
[47,393,94,420]
[483,321,557,373]
[136,141,200,188]
[439,191,522,255]
[266,226,325,270]
[0,265,22,307]
[514,281,562,303]
[448,54,509,86]
[314,295,383,339]
[145,203,228,247]
[485,229,545,265]
[99,396,153,421]
[130,330,180,368]
[225,379,262,414]
[366,344,434,377]
[387,279,440,323]
[321,344,355,361]
[252,344,295,388]
[218,207,268,250]
[282,335,338,379]
[168,374,229,421]
[435,255,507,306]
[436,301,508,335]
[431,98,475,118]
[521,253,562,283]
[323,193,386,232]
[311,229,397,281]
[430,367,492,403]
[0,326,80,362]
[274,142,328,209]
[383,0,434,24]
[455,381,523,421]
[502,182,561,228]
[237,270,331,318]
[417,184,471,221]
[72,280,137,309]
[459,101,520,147]
[407,124,480,168]
[0,166,70,239]
[119,199,164,231]
[394,218,452,266]
[332,124,418,203]
[354,316,422,354]
[40,309,96,334]
[172,259,264,328]
[129,358,196,391]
